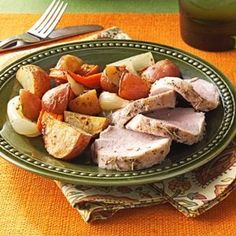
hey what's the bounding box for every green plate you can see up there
[0,40,235,186]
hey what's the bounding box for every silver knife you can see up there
[0,24,103,52]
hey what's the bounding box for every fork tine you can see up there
[29,0,57,32]
[41,2,68,36]
[33,0,61,33]
[28,0,67,39]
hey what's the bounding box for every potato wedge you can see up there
[19,89,42,121]
[42,114,91,160]
[54,55,84,73]
[37,110,63,133]
[16,64,51,98]
[100,66,125,92]
[69,89,101,115]
[49,69,68,82]
[64,111,109,136]
[42,83,74,114]
[141,59,181,83]
[118,73,150,100]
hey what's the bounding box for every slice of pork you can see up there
[92,126,172,171]
[149,77,219,111]
[186,77,219,110]
[111,90,176,127]
[126,108,205,145]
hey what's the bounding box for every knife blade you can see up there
[0,24,104,53]
[48,25,103,40]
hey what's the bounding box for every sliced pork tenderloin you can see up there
[149,77,219,111]
[126,108,205,145]
[186,77,219,110]
[111,90,176,127]
[92,126,172,171]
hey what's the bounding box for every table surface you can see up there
[0,1,236,236]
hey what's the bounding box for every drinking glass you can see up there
[179,0,236,51]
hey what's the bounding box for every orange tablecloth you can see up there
[0,13,236,236]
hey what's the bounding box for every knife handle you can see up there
[0,36,23,49]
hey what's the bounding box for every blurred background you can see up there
[0,0,178,13]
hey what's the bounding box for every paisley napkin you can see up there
[57,138,236,222]
[1,27,235,223]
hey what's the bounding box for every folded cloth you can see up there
[57,138,235,222]
[1,27,235,223]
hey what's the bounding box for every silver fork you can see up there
[0,0,68,49]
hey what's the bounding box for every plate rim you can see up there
[0,39,235,186]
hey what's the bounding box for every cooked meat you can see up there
[43,115,92,160]
[111,90,176,126]
[92,126,172,171]
[186,77,219,110]
[126,108,205,145]
[149,77,219,111]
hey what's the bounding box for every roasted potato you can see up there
[69,89,101,115]
[118,73,150,100]
[78,64,100,76]
[16,64,51,98]
[49,69,68,82]
[64,111,109,136]
[141,59,181,83]
[100,66,126,92]
[42,113,91,160]
[37,110,63,133]
[53,54,84,73]
[42,83,74,114]
[19,89,42,121]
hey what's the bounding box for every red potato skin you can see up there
[55,55,84,73]
[100,66,127,93]
[69,89,101,115]
[33,69,51,98]
[60,134,91,160]
[37,110,64,133]
[42,114,91,160]
[118,73,150,100]
[141,59,181,83]
[41,83,75,114]
[49,69,68,83]
[16,65,51,98]
[100,75,118,93]
[19,89,42,121]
